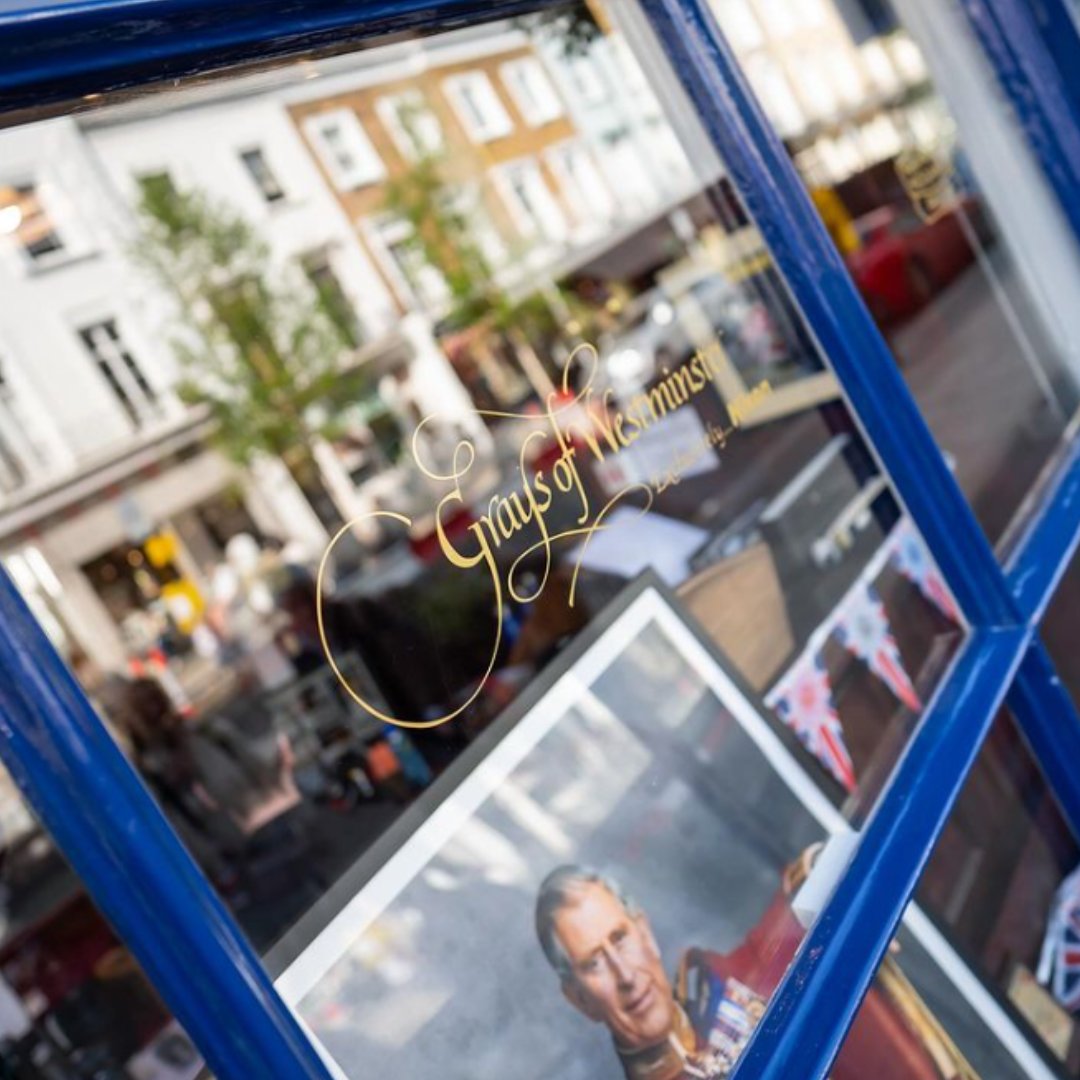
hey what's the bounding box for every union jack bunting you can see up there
[1038,865,1080,1012]
[766,653,856,792]
[890,518,960,624]
[833,584,922,712]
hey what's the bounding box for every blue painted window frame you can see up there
[1026,0,1080,128]
[2,1,1080,1077]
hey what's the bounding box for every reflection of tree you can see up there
[515,1,602,59]
[135,178,380,531]
[382,107,598,405]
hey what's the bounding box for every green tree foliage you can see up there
[133,179,391,529]
[381,110,595,359]
[516,1,602,59]
[134,178,366,467]
[381,153,501,333]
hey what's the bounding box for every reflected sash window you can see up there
[240,148,286,204]
[493,158,568,242]
[563,53,608,105]
[499,57,564,128]
[0,363,51,493]
[0,182,65,265]
[544,141,616,229]
[301,250,364,348]
[0,370,28,494]
[78,319,158,428]
[367,215,451,311]
[303,109,386,191]
[442,72,514,143]
[375,91,444,163]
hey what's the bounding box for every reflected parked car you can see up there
[845,197,988,326]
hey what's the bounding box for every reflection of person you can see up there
[536,864,969,1080]
[101,676,304,872]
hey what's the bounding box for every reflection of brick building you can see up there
[283,24,696,405]
[287,31,619,322]
[290,36,583,317]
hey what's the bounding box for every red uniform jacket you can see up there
[697,887,945,1079]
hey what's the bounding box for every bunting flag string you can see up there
[833,583,922,712]
[890,518,961,624]
[766,653,856,792]
[762,518,944,793]
[1038,865,1080,1012]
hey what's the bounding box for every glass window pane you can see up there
[0,758,203,1076]
[0,0,979,1060]
[913,708,1080,1075]
[831,921,1036,1079]
[709,0,1080,551]
[280,599,834,1075]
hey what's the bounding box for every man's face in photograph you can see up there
[553,882,676,1050]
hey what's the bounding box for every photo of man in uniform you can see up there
[535,863,977,1080]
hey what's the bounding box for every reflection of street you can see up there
[886,249,1070,545]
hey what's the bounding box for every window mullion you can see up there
[638,0,1019,629]
[730,625,1030,1080]
[957,0,1080,246]
[1006,425,1080,621]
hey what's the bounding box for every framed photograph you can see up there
[269,575,844,1079]
[263,574,1040,1080]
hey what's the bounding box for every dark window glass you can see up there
[241,147,286,203]
[78,319,156,427]
[0,183,64,261]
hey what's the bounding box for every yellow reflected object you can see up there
[161,579,204,633]
[144,532,178,568]
[811,187,861,255]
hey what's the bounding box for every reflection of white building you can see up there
[0,17,704,673]
[84,91,481,524]
[0,117,231,669]
[275,21,698,316]
[534,24,698,216]
[0,100,478,670]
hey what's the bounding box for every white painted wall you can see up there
[0,117,182,470]
[535,27,700,215]
[84,97,401,343]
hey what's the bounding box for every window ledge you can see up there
[24,249,102,278]
[265,197,304,214]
